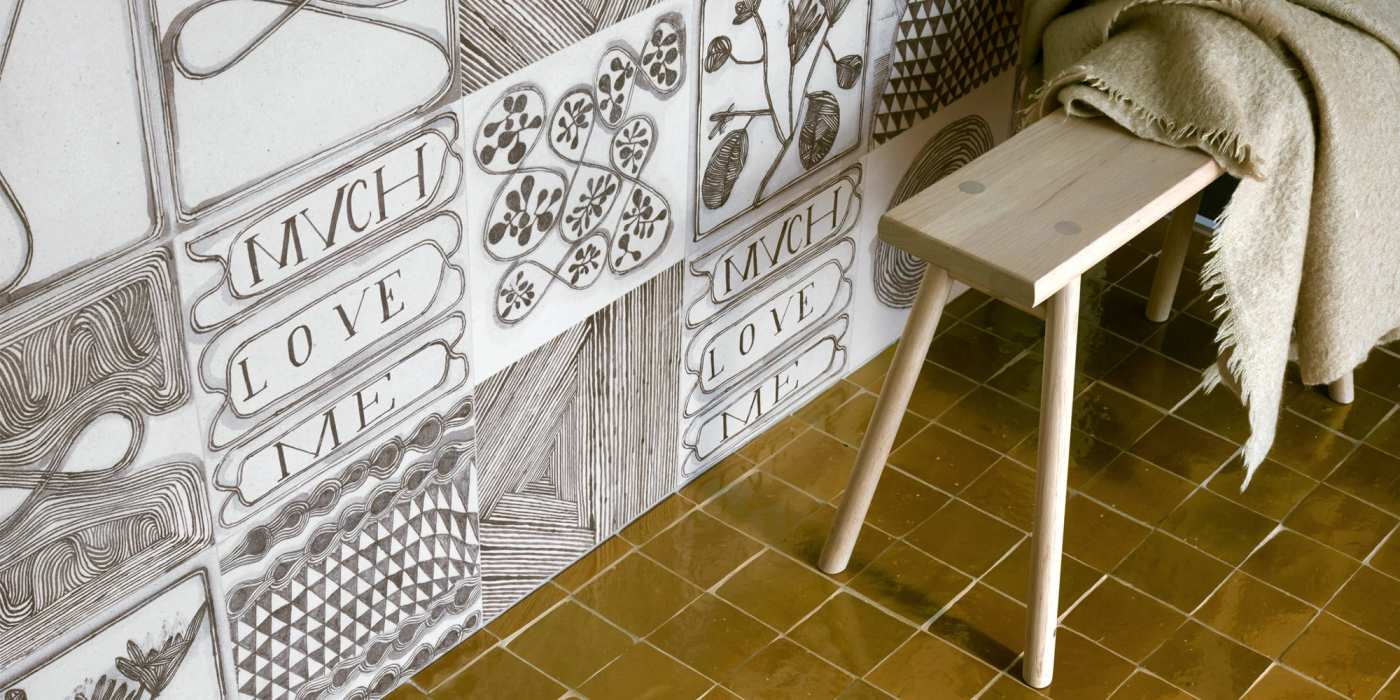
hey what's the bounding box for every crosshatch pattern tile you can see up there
[400,241,1400,699]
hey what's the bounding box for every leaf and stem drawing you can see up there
[702,0,862,209]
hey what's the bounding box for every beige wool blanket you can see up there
[1020,0,1400,485]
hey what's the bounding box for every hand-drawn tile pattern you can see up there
[0,462,211,672]
[2,569,227,699]
[873,114,994,307]
[177,113,470,536]
[682,167,862,476]
[477,262,682,616]
[0,248,186,478]
[226,435,481,700]
[0,0,160,305]
[149,0,456,217]
[471,12,685,326]
[695,0,871,239]
[871,0,1019,143]
[457,0,663,92]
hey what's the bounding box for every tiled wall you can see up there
[0,0,1018,697]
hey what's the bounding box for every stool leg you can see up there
[1145,193,1203,323]
[1328,372,1355,405]
[1024,277,1080,689]
[820,266,953,574]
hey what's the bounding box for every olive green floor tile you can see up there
[705,472,824,547]
[385,682,430,700]
[1282,614,1400,699]
[789,592,914,675]
[1176,388,1251,444]
[1103,347,1201,409]
[816,392,928,452]
[620,494,694,545]
[1073,383,1165,449]
[1284,484,1396,559]
[927,584,1027,671]
[1110,672,1194,699]
[576,553,701,636]
[1372,532,1400,580]
[959,459,1037,532]
[1327,446,1400,515]
[1194,572,1315,658]
[508,601,631,687]
[681,453,756,504]
[889,423,1000,493]
[774,503,894,583]
[983,540,1102,611]
[1326,566,1400,647]
[763,428,858,502]
[579,643,711,700]
[928,322,1029,382]
[717,550,836,630]
[1269,411,1356,480]
[939,387,1040,452]
[1060,495,1150,572]
[414,628,497,691]
[1207,458,1316,521]
[1132,415,1238,482]
[1287,384,1392,441]
[1241,666,1345,699]
[433,649,565,700]
[1081,453,1195,524]
[486,583,567,639]
[1063,578,1185,662]
[867,632,998,700]
[1008,628,1135,699]
[906,499,1022,577]
[861,468,948,537]
[849,540,972,625]
[1114,532,1231,612]
[1160,489,1276,565]
[1241,530,1360,606]
[554,538,633,592]
[641,510,763,588]
[722,639,852,700]
[649,595,777,680]
[1144,620,1271,700]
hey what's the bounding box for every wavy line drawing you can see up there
[874,114,993,307]
[0,462,211,671]
[472,12,684,326]
[0,249,187,534]
[220,393,473,571]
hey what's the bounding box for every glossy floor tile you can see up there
[396,242,1400,699]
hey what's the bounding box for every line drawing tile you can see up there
[148,0,456,218]
[457,0,666,93]
[1,568,228,699]
[477,262,682,617]
[465,5,690,378]
[681,166,862,477]
[694,0,871,240]
[0,0,161,305]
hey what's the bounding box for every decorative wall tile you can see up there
[146,0,456,218]
[477,261,683,617]
[2,568,229,699]
[0,0,161,303]
[681,167,863,478]
[465,2,692,378]
[868,0,1020,144]
[695,0,872,239]
[458,0,666,92]
[0,247,213,671]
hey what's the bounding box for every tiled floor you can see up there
[391,223,1400,699]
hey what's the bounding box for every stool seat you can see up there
[880,112,1223,308]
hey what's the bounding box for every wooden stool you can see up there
[819,113,1351,689]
